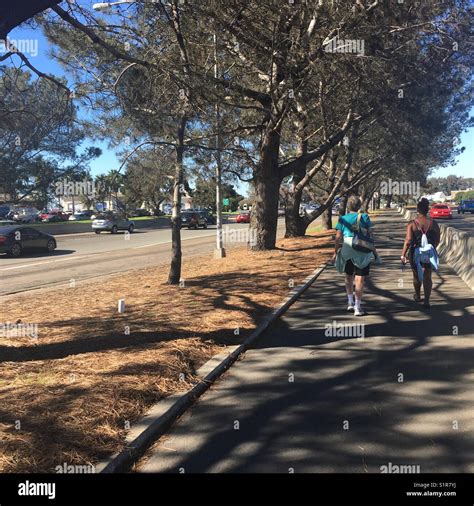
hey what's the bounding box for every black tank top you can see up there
[411,218,437,249]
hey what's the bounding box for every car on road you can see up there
[458,200,474,214]
[92,213,135,234]
[200,209,216,225]
[429,203,452,220]
[0,226,56,258]
[299,203,320,217]
[0,204,14,218]
[39,210,69,222]
[236,212,251,224]
[11,207,40,223]
[69,210,94,221]
[128,208,152,217]
[181,211,208,229]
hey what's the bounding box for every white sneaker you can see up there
[347,304,355,311]
[354,306,366,316]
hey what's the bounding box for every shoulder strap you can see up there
[425,218,432,233]
[414,218,430,235]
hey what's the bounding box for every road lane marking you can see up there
[0,233,217,271]
[0,256,82,271]
[132,233,215,249]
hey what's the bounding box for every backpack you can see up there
[414,219,433,264]
[350,212,375,253]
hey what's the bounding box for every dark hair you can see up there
[417,198,430,216]
[347,195,362,212]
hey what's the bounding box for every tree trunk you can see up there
[284,166,307,238]
[250,128,281,251]
[339,194,348,216]
[167,116,186,284]
[321,206,333,230]
[284,189,307,237]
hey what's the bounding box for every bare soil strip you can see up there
[0,232,333,472]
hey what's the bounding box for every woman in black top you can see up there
[401,198,440,308]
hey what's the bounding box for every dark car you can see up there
[181,211,208,229]
[0,226,57,258]
[201,209,216,225]
[128,208,152,217]
[0,204,14,218]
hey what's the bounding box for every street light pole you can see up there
[214,32,226,259]
[92,1,134,11]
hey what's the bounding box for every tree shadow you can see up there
[137,212,474,473]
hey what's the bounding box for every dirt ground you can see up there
[0,231,333,472]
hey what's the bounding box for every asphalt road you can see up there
[140,211,474,473]
[0,220,287,296]
[446,211,474,236]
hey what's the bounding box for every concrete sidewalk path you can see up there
[139,211,474,473]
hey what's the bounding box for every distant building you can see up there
[450,188,473,201]
[160,192,193,212]
[58,193,124,213]
[422,191,448,203]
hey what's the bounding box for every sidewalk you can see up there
[138,211,474,473]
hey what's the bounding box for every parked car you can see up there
[236,212,251,224]
[458,200,474,214]
[181,211,208,229]
[12,207,40,223]
[0,204,14,218]
[200,209,216,225]
[0,226,56,257]
[40,210,69,222]
[429,203,452,219]
[278,208,285,216]
[92,213,135,234]
[128,208,152,217]
[69,210,94,221]
[298,204,316,217]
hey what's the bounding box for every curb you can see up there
[96,263,328,473]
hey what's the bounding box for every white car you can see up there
[69,211,94,221]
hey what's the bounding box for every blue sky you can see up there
[3,19,473,190]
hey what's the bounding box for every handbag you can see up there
[351,212,375,253]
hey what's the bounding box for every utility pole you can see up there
[214,32,226,259]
